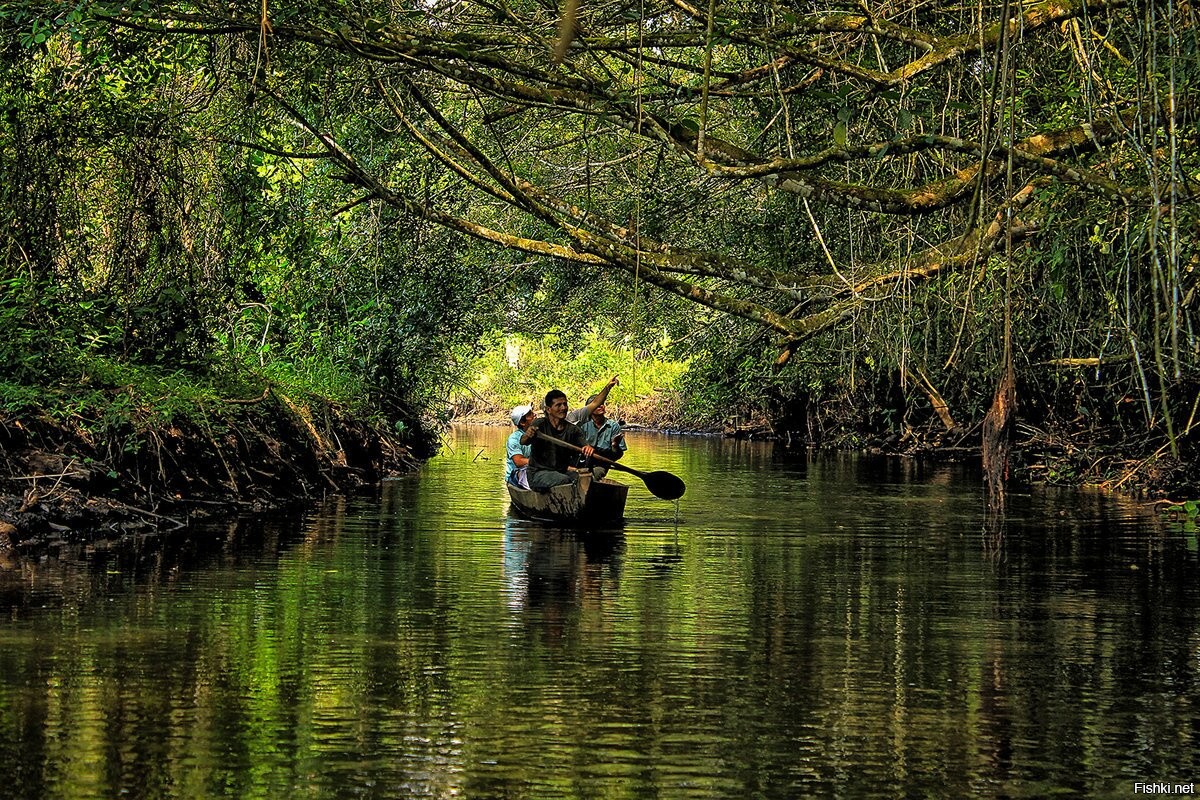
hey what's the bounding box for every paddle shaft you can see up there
[532,430,644,477]
[530,428,686,501]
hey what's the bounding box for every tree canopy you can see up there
[2,0,1198,476]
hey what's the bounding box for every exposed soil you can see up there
[0,398,424,555]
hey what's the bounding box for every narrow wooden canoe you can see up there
[507,474,628,525]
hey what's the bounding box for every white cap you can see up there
[510,405,533,427]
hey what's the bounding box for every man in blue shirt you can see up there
[565,376,619,427]
[506,404,534,489]
[577,395,626,480]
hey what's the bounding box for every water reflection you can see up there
[502,518,625,646]
[0,424,1197,799]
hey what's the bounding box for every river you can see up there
[1,424,1198,799]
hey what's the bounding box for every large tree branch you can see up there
[669,0,1127,86]
[104,1,1160,216]
[79,0,1185,353]
[263,83,819,337]
[773,182,1045,367]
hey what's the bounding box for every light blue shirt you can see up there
[506,428,531,486]
[580,417,626,455]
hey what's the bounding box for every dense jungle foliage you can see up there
[1,0,1197,493]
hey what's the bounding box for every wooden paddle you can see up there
[533,430,686,500]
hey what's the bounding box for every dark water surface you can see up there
[2,424,1199,799]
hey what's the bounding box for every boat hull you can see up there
[507,476,628,525]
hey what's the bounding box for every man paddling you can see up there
[522,377,619,490]
[520,376,687,502]
[522,389,596,489]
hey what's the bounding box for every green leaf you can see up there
[833,122,847,148]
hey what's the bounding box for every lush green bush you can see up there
[458,325,689,423]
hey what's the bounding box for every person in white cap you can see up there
[506,404,535,489]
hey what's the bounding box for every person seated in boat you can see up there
[521,389,597,490]
[506,404,534,489]
[576,395,626,480]
[565,376,619,426]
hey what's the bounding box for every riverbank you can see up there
[5,390,1194,557]
[0,391,425,554]
[457,404,1199,501]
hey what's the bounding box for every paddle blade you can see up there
[643,470,686,501]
